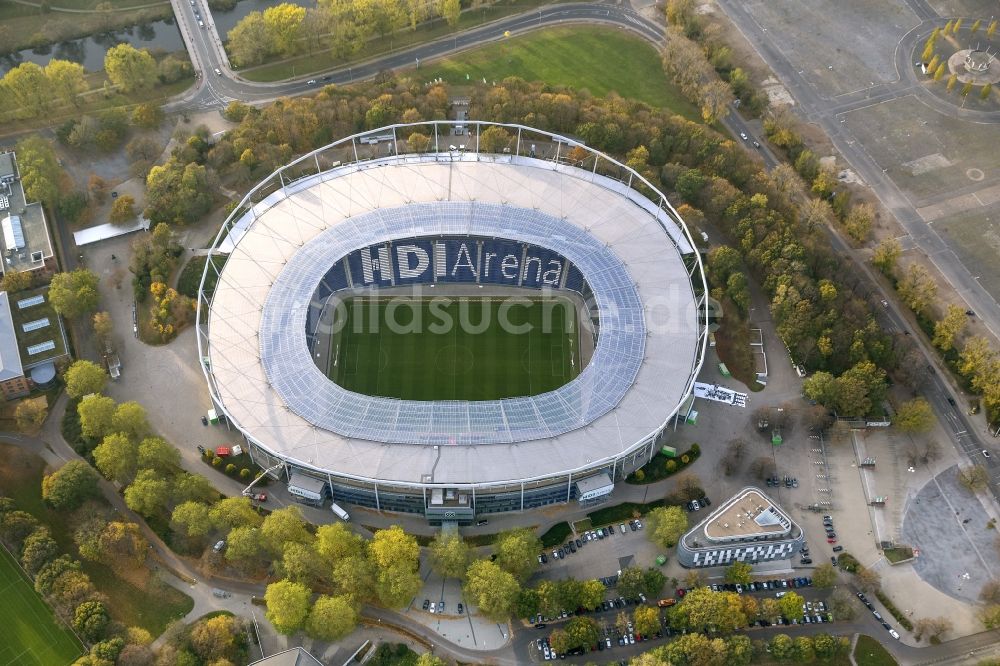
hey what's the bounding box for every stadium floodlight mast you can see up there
[196,121,708,518]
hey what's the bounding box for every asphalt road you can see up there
[713,0,1000,361]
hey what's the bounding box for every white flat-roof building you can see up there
[678,487,804,568]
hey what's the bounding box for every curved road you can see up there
[166,0,663,112]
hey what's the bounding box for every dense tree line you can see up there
[226,0,471,68]
[0,494,155,663]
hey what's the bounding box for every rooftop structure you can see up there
[677,486,803,568]
[0,151,55,274]
[702,488,793,541]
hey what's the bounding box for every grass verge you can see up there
[587,500,668,526]
[853,635,899,666]
[625,444,701,484]
[883,546,914,564]
[414,26,702,118]
[539,521,572,548]
[713,306,764,391]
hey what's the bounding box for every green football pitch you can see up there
[327,297,580,401]
[0,546,83,666]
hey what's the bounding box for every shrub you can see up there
[240,468,251,480]
[680,454,690,464]
[211,456,223,467]
[689,443,700,454]
[634,469,645,481]
[665,460,677,472]
[225,463,236,475]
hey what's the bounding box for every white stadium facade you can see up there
[197,122,708,523]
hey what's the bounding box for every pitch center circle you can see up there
[434,344,475,377]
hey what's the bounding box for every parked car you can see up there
[422,599,430,610]
[832,545,843,552]
[213,540,226,553]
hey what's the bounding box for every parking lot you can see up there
[528,575,841,662]
[534,519,662,587]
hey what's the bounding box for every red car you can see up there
[251,493,267,502]
[826,537,837,544]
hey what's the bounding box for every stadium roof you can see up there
[204,145,703,487]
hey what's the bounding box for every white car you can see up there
[620,523,627,533]
[776,591,786,598]
[889,629,900,640]
[984,450,991,458]
[429,602,436,613]
[740,131,748,140]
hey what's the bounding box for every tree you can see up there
[913,616,951,643]
[749,456,776,480]
[982,604,1000,629]
[980,579,1000,604]
[123,469,170,517]
[78,394,116,440]
[260,506,312,557]
[932,304,966,352]
[415,654,447,666]
[49,270,100,319]
[672,587,746,632]
[982,83,993,100]
[407,132,431,153]
[265,580,311,635]
[171,502,213,539]
[92,312,113,345]
[110,195,137,223]
[137,437,180,473]
[21,527,59,576]
[618,567,651,600]
[561,616,600,651]
[492,528,542,582]
[375,562,423,609]
[262,3,307,55]
[439,0,460,27]
[2,62,53,118]
[46,60,86,108]
[894,398,935,434]
[961,81,974,97]
[646,505,688,548]
[305,594,357,640]
[844,202,874,242]
[634,604,660,636]
[0,511,38,551]
[699,79,732,123]
[93,433,138,485]
[829,589,857,620]
[227,12,272,67]
[65,360,109,399]
[186,614,240,662]
[778,591,804,620]
[429,532,471,579]
[73,600,110,642]
[812,563,837,588]
[478,126,511,153]
[958,465,990,492]
[104,44,157,92]
[97,521,147,567]
[934,62,946,80]
[947,73,958,92]
[720,437,746,476]
[675,472,703,500]
[278,541,328,588]
[464,559,520,621]
[41,461,100,510]
[793,635,815,662]
[225,525,266,569]
[144,160,213,225]
[855,566,881,592]
[724,561,752,585]
[15,135,62,204]
[15,397,48,432]
[112,402,151,442]
[872,238,900,276]
[579,579,606,609]
[209,497,263,530]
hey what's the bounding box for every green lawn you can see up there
[414,26,703,119]
[0,546,84,666]
[853,635,899,666]
[326,296,579,401]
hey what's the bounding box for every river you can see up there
[0,0,314,75]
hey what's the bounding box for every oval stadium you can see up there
[197,122,707,523]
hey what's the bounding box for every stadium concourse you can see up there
[198,123,706,523]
